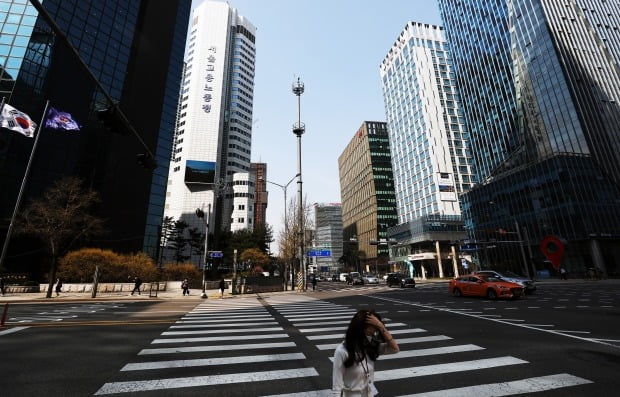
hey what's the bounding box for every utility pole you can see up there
[292,77,305,291]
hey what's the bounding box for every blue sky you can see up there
[191,0,442,248]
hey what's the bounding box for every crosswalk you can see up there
[95,294,593,396]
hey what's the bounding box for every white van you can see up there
[339,273,349,282]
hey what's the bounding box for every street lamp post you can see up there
[195,204,211,299]
[262,174,299,290]
[292,77,306,291]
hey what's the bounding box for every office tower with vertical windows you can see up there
[380,22,470,278]
[0,0,190,273]
[338,121,398,273]
[164,0,256,254]
[439,0,620,276]
[312,203,343,275]
[251,162,267,228]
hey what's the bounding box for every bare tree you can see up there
[16,177,105,298]
[278,195,314,275]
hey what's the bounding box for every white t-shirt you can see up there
[332,342,397,397]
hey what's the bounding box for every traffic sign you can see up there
[209,251,223,258]
[307,249,331,257]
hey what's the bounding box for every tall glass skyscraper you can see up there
[439,0,620,276]
[163,0,256,260]
[380,22,470,278]
[0,0,191,273]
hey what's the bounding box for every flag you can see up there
[45,107,80,131]
[0,104,37,138]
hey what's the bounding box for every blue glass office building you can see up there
[0,0,191,273]
[438,0,620,277]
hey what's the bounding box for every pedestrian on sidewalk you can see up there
[219,278,226,299]
[55,278,63,297]
[131,276,142,295]
[332,309,399,397]
[0,276,5,296]
[560,267,567,280]
[312,274,317,291]
[181,278,190,296]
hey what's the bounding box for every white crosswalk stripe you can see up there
[95,294,595,396]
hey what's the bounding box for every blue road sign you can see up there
[209,251,223,258]
[307,249,331,257]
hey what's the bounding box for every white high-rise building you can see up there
[380,22,472,223]
[164,1,257,253]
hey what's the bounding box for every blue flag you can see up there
[45,107,80,131]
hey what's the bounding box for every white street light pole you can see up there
[262,174,299,290]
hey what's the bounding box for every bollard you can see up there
[1,303,9,327]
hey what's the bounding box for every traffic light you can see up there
[97,106,130,135]
[137,153,157,170]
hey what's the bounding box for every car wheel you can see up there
[452,287,462,297]
[486,289,497,300]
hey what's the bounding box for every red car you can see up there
[449,274,524,300]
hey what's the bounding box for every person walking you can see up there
[131,276,142,295]
[332,309,399,397]
[560,267,567,280]
[219,278,226,299]
[181,278,190,296]
[0,276,5,296]
[312,274,317,291]
[55,278,63,297]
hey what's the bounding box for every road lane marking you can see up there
[139,341,296,355]
[170,321,277,328]
[0,326,30,335]
[291,320,350,326]
[122,353,305,371]
[162,326,283,335]
[95,367,319,395]
[327,344,484,362]
[316,335,449,350]
[398,373,592,396]
[374,356,527,381]
[306,328,426,340]
[152,333,289,344]
[177,316,272,323]
[283,311,356,319]
[299,323,407,333]
[369,295,619,348]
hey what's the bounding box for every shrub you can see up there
[58,248,158,282]
[161,263,202,282]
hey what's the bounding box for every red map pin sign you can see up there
[540,236,565,270]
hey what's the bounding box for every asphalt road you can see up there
[0,280,618,396]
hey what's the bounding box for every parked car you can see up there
[338,273,349,282]
[347,272,364,285]
[386,273,415,288]
[473,270,536,294]
[363,274,379,284]
[449,274,524,300]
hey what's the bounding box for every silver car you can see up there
[474,270,536,294]
[363,274,379,284]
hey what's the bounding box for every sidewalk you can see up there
[0,287,242,303]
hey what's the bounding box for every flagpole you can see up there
[0,100,50,270]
